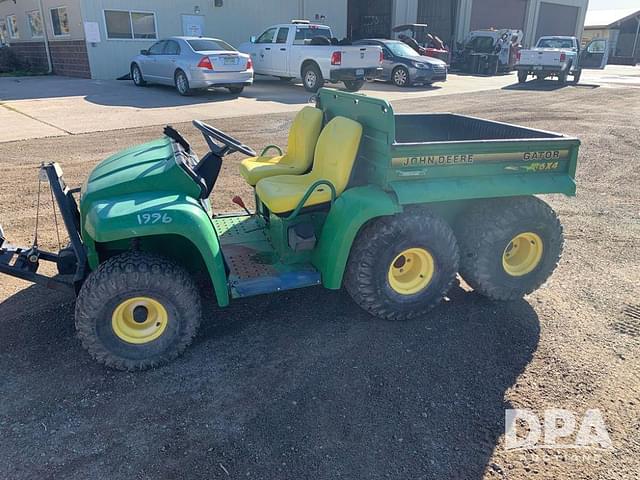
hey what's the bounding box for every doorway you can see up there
[347,0,393,40]
[417,0,458,45]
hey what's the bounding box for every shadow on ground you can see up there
[0,281,539,479]
[502,79,600,91]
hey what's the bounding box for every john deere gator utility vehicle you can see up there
[0,89,579,370]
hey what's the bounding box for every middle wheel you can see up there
[345,209,460,321]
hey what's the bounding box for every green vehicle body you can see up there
[78,88,579,306]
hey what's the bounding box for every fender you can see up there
[82,193,230,307]
[312,186,402,289]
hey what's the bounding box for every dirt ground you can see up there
[0,83,639,479]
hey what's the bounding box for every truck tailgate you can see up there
[519,49,562,66]
[339,46,382,68]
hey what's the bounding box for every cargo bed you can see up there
[317,89,580,204]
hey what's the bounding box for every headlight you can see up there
[412,62,431,69]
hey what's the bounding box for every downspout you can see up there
[38,0,53,73]
[632,15,640,62]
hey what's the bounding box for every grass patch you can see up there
[0,69,49,77]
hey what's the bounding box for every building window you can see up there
[104,10,157,40]
[50,7,70,36]
[7,14,19,39]
[0,18,8,45]
[27,10,44,38]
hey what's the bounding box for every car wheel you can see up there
[227,86,244,94]
[392,66,410,87]
[572,69,582,84]
[558,70,568,84]
[174,70,192,96]
[517,71,527,84]
[131,64,146,86]
[302,63,323,92]
[343,80,365,92]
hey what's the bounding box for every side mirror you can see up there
[140,49,149,55]
[250,36,256,43]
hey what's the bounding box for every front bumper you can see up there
[410,67,448,84]
[330,67,382,82]
[188,69,254,89]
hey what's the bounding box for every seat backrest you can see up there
[285,106,323,169]
[309,116,363,195]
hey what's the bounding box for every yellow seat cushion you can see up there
[256,116,363,214]
[238,156,303,186]
[238,106,323,186]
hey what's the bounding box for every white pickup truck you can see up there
[516,36,608,84]
[239,21,383,92]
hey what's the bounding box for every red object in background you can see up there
[424,48,450,64]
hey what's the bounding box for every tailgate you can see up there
[519,49,561,66]
[339,46,382,69]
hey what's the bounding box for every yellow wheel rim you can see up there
[502,232,544,277]
[111,297,168,344]
[388,247,435,295]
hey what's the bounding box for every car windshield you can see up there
[537,38,574,49]
[293,26,331,45]
[188,39,236,52]
[387,42,420,57]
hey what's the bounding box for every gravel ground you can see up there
[0,83,639,479]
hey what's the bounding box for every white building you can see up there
[0,0,589,79]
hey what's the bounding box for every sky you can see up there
[588,0,640,10]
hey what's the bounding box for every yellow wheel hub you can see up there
[388,247,435,295]
[111,297,168,344]
[502,232,544,277]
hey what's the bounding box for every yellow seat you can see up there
[256,116,363,214]
[239,106,323,186]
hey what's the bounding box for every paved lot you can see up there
[0,65,637,143]
[0,84,638,479]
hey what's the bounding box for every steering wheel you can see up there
[192,120,256,158]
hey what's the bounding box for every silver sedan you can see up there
[130,36,253,96]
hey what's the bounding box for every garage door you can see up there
[417,0,458,44]
[534,2,579,42]
[470,0,527,31]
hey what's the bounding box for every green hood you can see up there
[81,137,200,208]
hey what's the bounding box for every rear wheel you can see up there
[345,209,459,321]
[558,70,568,84]
[75,252,202,371]
[131,64,146,86]
[302,63,323,92]
[343,79,365,92]
[456,196,563,301]
[227,86,245,94]
[175,70,192,96]
[392,66,410,87]
[572,68,582,84]
[517,70,527,83]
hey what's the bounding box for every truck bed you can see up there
[394,114,560,143]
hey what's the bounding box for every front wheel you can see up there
[456,196,563,301]
[175,70,192,96]
[131,64,146,86]
[392,66,410,87]
[302,63,323,92]
[343,79,365,92]
[75,252,202,371]
[345,209,459,321]
[227,86,245,94]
